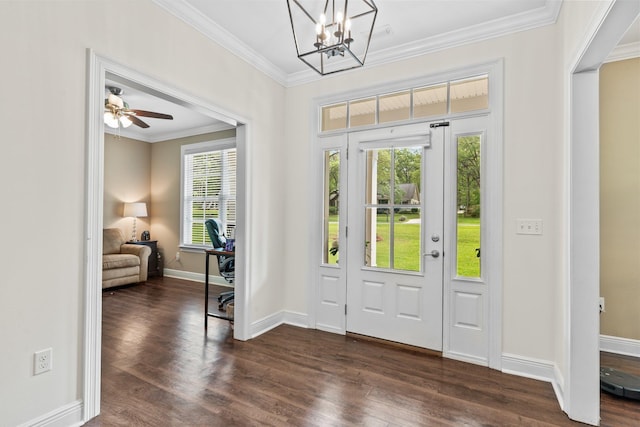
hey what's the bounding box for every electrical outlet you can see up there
[599,297,605,313]
[34,348,52,375]
[176,251,180,261]
[516,219,543,235]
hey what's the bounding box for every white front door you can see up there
[346,123,445,350]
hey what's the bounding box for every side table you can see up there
[127,240,162,278]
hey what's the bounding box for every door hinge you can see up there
[345,226,348,238]
[346,147,349,160]
[345,304,347,315]
[430,121,450,128]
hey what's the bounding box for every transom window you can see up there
[321,75,488,132]
[181,138,236,247]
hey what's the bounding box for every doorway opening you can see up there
[566,2,640,424]
[83,51,250,422]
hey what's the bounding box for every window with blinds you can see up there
[181,138,236,247]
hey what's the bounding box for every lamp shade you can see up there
[123,202,148,218]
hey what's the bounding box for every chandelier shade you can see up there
[286,0,378,76]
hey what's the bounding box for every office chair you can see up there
[205,219,235,310]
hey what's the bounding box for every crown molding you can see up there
[104,122,235,143]
[153,0,562,88]
[605,41,640,63]
[152,0,289,86]
[285,1,562,86]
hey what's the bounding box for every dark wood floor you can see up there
[84,277,640,426]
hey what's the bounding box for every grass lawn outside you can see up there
[326,214,480,278]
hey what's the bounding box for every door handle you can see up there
[425,250,440,258]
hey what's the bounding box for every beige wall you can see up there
[150,129,236,274]
[104,129,236,275]
[0,0,618,424]
[600,58,640,340]
[0,1,286,425]
[104,134,151,237]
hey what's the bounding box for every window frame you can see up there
[180,137,236,250]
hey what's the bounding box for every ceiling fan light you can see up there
[104,112,119,128]
[107,93,124,109]
[119,115,133,128]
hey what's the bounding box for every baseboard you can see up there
[552,363,566,411]
[502,353,564,410]
[19,400,83,427]
[600,334,640,358]
[250,310,308,338]
[163,268,233,287]
[502,353,556,382]
[444,351,488,367]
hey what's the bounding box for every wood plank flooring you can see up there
[84,277,640,426]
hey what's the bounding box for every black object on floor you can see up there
[601,366,640,400]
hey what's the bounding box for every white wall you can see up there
[0,1,286,425]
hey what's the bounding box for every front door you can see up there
[346,123,445,350]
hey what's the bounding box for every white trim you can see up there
[84,50,252,423]
[104,122,235,144]
[151,0,288,86]
[283,311,309,329]
[179,137,237,247]
[249,311,309,338]
[288,1,560,86]
[565,1,640,425]
[152,0,560,88]
[600,335,640,357]
[501,354,565,412]
[502,353,556,383]
[83,49,105,422]
[19,400,83,427]
[445,351,488,367]
[605,41,640,63]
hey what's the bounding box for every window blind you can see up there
[182,145,236,246]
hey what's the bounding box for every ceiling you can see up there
[104,75,232,142]
[108,0,639,142]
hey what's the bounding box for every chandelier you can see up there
[286,0,378,76]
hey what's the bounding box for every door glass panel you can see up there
[321,103,347,131]
[394,208,421,271]
[413,84,447,117]
[349,97,376,127]
[365,148,391,205]
[379,91,410,123]
[456,134,481,277]
[365,207,390,268]
[364,145,422,272]
[323,149,340,264]
[450,76,488,113]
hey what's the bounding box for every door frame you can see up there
[565,1,640,424]
[83,50,252,421]
[308,60,503,369]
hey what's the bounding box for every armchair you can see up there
[102,228,152,289]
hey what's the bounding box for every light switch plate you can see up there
[517,219,543,235]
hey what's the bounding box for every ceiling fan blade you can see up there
[125,114,150,128]
[129,109,173,120]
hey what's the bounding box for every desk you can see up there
[204,249,235,329]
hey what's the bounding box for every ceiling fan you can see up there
[104,86,173,129]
